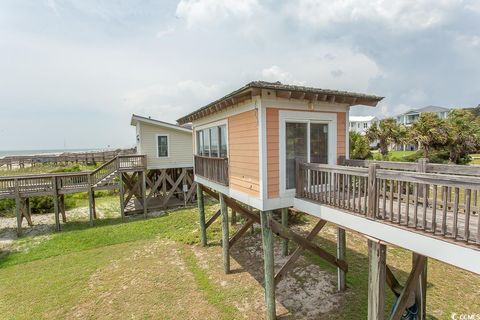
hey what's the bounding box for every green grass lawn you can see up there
[0,202,479,319]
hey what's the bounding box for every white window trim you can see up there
[156,134,170,158]
[193,119,229,158]
[279,110,337,198]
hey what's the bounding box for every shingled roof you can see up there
[177,81,383,124]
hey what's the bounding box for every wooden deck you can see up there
[296,160,480,250]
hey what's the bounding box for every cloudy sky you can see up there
[0,0,479,150]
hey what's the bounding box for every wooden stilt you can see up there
[197,184,207,246]
[24,198,33,226]
[15,179,22,236]
[231,209,237,225]
[118,172,125,220]
[220,193,230,274]
[60,194,66,223]
[87,175,94,226]
[52,177,60,231]
[368,239,386,320]
[142,170,147,218]
[261,210,276,320]
[337,227,347,292]
[413,253,428,320]
[281,208,289,256]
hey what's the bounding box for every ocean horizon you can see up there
[0,148,116,158]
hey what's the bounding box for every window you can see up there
[157,135,168,157]
[363,122,368,129]
[196,124,228,158]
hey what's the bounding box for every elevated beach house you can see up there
[177,81,382,211]
[178,81,480,320]
[130,114,196,211]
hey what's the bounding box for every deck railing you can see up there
[297,161,480,247]
[194,155,229,186]
[118,155,146,171]
[0,155,147,199]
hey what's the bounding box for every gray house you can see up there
[396,105,449,126]
[395,106,450,151]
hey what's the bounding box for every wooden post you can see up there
[260,210,276,320]
[281,208,289,256]
[60,194,66,223]
[14,179,22,236]
[118,172,125,220]
[88,175,94,226]
[220,193,230,274]
[52,176,60,231]
[231,209,237,225]
[413,253,428,320]
[197,184,207,246]
[142,170,147,218]
[337,227,346,292]
[368,239,386,320]
[367,163,379,219]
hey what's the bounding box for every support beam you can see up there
[52,177,60,231]
[337,227,347,292]
[261,210,276,320]
[390,254,427,320]
[270,218,347,272]
[24,198,33,226]
[142,170,147,218]
[413,253,428,320]
[60,194,66,223]
[118,172,125,220]
[368,239,386,320]
[281,208,289,256]
[386,266,403,297]
[14,179,21,236]
[275,219,327,285]
[205,209,221,229]
[229,219,254,248]
[231,209,237,225]
[88,175,94,226]
[197,184,207,246]
[220,193,230,274]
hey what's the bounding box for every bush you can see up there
[349,131,372,160]
[0,199,16,217]
[401,149,450,164]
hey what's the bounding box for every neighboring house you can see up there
[394,106,450,151]
[129,114,196,211]
[130,114,193,170]
[349,115,378,135]
[177,81,383,211]
[395,105,449,126]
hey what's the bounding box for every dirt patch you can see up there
[229,223,344,320]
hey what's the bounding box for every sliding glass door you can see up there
[285,121,329,190]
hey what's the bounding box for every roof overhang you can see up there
[177,81,384,125]
[131,114,192,133]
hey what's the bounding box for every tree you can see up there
[408,112,448,159]
[349,131,371,159]
[445,109,480,164]
[366,118,405,158]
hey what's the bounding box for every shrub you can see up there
[349,131,372,160]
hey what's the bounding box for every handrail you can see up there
[297,162,480,248]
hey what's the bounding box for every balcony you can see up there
[194,155,229,186]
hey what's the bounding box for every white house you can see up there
[130,114,193,170]
[349,115,378,135]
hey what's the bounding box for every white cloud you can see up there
[45,0,59,16]
[285,0,462,31]
[176,0,260,27]
[124,80,223,122]
[261,65,292,83]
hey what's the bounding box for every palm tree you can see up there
[366,118,405,158]
[408,112,448,159]
[446,109,480,164]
